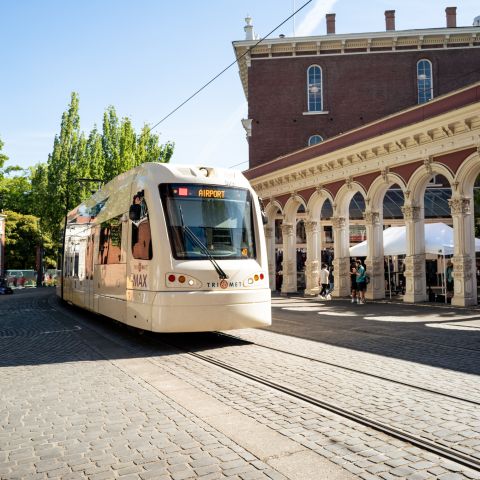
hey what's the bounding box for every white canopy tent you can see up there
[349,222,480,257]
[349,222,480,301]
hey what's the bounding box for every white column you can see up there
[332,216,350,297]
[304,220,321,296]
[280,223,297,294]
[264,225,276,290]
[363,211,385,300]
[449,197,477,306]
[402,204,427,303]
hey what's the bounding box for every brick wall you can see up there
[247,48,480,167]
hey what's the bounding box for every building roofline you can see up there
[233,26,480,99]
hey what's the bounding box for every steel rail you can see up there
[179,348,480,472]
[218,332,480,406]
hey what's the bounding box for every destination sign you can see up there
[166,184,246,201]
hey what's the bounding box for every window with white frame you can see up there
[308,135,323,146]
[417,59,433,104]
[307,65,323,112]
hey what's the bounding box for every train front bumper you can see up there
[151,288,272,332]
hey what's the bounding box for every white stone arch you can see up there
[264,200,283,290]
[449,150,480,306]
[284,194,307,223]
[333,182,368,218]
[403,162,455,303]
[265,200,283,228]
[306,188,334,221]
[327,182,367,297]
[278,194,307,293]
[406,162,455,207]
[363,174,407,300]
[455,150,480,196]
[302,189,335,295]
[367,173,407,212]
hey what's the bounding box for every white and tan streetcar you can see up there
[57,163,271,332]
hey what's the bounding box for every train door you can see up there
[85,231,95,311]
[126,190,154,330]
[96,214,127,322]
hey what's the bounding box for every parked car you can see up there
[6,270,36,287]
[0,278,13,295]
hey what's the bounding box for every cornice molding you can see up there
[250,104,480,200]
[233,27,480,99]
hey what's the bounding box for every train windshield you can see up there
[160,183,256,260]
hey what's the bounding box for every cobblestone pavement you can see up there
[0,290,304,480]
[1,289,480,480]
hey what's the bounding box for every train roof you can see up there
[67,162,252,224]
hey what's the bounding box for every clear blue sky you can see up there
[1,0,479,172]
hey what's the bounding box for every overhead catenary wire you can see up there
[145,0,314,136]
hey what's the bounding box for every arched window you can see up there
[307,65,323,112]
[417,59,433,104]
[308,135,323,146]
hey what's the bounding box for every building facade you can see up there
[234,8,480,168]
[233,8,480,306]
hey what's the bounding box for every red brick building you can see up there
[232,8,480,305]
[233,8,480,169]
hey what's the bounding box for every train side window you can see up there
[132,199,152,260]
[98,215,123,264]
[85,233,94,279]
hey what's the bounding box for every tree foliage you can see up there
[1,92,174,269]
[37,93,174,245]
[3,210,56,270]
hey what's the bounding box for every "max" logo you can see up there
[132,274,147,288]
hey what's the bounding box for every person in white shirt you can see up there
[319,264,330,298]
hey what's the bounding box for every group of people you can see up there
[350,259,367,304]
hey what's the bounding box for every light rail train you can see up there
[57,163,271,332]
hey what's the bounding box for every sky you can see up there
[1,0,479,173]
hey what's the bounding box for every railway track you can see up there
[218,331,480,406]
[47,295,480,475]
[170,343,480,472]
[158,333,480,473]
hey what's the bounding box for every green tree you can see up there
[136,125,174,165]
[120,117,137,172]
[45,92,81,239]
[0,136,8,170]
[4,210,39,269]
[102,106,121,182]
[0,167,33,215]
[86,126,104,183]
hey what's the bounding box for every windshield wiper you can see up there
[178,206,228,280]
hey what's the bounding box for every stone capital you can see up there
[363,210,380,225]
[332,216,346,229]
[281,223,294,237]
[305,220,320,235]
[401,205,421,221]
[448,197,471,215]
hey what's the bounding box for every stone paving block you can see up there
[437,474,468,480]
[390,465,415,477]
[89,471,114,480]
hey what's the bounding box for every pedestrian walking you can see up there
[319,263,330,299]
[446,261,454,297]
[356,259,367,304]
[350,261,358,303]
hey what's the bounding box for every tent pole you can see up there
[442,253,447,304]
[387,256,392,299]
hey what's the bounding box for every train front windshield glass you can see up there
[160,184,256,260]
